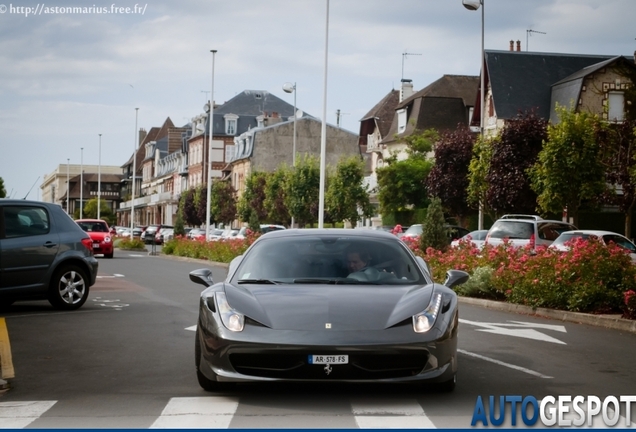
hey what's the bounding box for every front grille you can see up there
[229,352,428,380]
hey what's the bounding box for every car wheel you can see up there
[436,373,456,393]
[195,328,231,392]
[48,265,90,310]
[0,300,15,310]
[105,252,114,259]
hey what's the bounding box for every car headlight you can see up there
[413,292,442,333]
[104,236,112,243]
[216,292,244,332]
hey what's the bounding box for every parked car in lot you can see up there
[155,227,174,245]
[400,224,470,244]
[549,230,636,262]
[187,228,206,241]
[142,224,173,244]
[189,228,469,392]
[75,218,115,258]
[0,199,99,310]
[235,224,287,239]
[451,229,489,249]
[485,215,576,250]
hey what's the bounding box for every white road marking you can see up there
[351,397,436,428]
[459,319,567,344]
[96,274,125,279]
[149,397,239,429]
[458,349,553,379]
[0,401,56,429]
[185,325,197,332]
[128,254,146,257]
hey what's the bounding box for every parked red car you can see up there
[75,219,114,258]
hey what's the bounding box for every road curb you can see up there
[154,253,230,268]
[458,296,636,334]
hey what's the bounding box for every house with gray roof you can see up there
[477,49,636,135]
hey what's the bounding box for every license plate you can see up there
[93,243,99,248]
[308,355,348,364]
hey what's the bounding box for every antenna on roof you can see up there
[526,29,546,52]
[23,176,39,200]
[402,51,422,80]
[335,109,350,128]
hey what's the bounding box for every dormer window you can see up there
[224,114,239,135]
[397,108,407,134]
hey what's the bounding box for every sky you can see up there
[1,0,635,200]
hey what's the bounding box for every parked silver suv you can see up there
[485,214,577,249]
[0,199,99,310]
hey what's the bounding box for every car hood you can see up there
[223,283,435,331]
[87,232,109,241]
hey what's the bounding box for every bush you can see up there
[117,238,145,250]
[413,237,636,315]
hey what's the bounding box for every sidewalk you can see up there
[459,296,636,335]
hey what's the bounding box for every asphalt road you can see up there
[1,248,635,428]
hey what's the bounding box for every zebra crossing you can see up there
[0,396,447,429]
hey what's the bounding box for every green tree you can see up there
[597,119,636,237]
[173,211,186,236]
[237,171,269,224]
[326,156,373,225]
[467,134,496,222]
[285,154,321,227]
[529,106,608,227]
[81,198,115,225]
[264,166,291,225]
[181,188,201,227]
[0,177,6,198]
[419,197,448,252]
[210,181,236,226]
[376,129,437,216]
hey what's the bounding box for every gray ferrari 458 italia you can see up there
[189,229,469,392]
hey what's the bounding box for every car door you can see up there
[0,204,60,295]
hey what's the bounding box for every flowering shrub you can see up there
[116,237,145,250]
[162,231,259,263]
[413,237,636,315]
[624,290,636,319]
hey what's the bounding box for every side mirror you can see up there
[444,270,470,288]
[189,268,214,287]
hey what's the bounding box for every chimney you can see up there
[400,79,414,102]
[138,128,147,148]
[517,40,521,52]
[510,40,514,51]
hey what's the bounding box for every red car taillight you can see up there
[81,238,94,254]
[529,233,536,249]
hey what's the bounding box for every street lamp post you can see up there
[80,147,83,218]
[463,0,485,230]
[98,133,102,220]
[282,81,297,229]
[131,108,139,233]
[318,0,330,229]
[66,158,70,215]
[205,49,217,241]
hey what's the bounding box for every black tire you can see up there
[48,265,90,310]
[105,252,114,259]
[0,300,15,310]
[195,328,218,391]
[436,373,456,393]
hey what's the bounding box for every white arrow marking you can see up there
[459,318,566,344]
[185,325,197,332]
[458,349,553,379]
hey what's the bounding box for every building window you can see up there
[397,109,407,134]
[608,91,625,122]
[224,114,239,136]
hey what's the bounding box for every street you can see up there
[1,250,635,428]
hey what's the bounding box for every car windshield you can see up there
[488,221,534,239]
[231,235,427,285]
